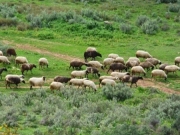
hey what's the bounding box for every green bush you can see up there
[168,4,180,12]
[136,15,149,27]
[157,0,177,3]
[0,18,17,26]
[120,23,133,34]
[0,3,17,18]
[141,20,159,35]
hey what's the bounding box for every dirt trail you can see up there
[2,40,180,95]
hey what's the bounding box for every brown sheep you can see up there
[122,75,143,87]
[6,48,17,57]
[139,61,155,71]
[69,61,87,70]
[54,76,71,84]
[107,63,127,74]
[21,63,37,75]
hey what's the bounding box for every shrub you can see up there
[160,23,170,31]
[157,0,177,3]
[172,112,180,131]
[0,3,17,18]
[168,4,180,12]
[37,32,54,40]
[0,18,17,26]
[141,20,159,35]
[120,23,133,34]
[136,15,149,27]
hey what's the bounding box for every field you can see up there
[0,0,180,134]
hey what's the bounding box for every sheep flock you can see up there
[0,47,179,92]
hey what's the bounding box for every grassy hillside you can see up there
[0,0,180,134]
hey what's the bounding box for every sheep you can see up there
[99,75,118,87]
[86,47,97,52]
[101,79,116,87]
[71,70,89,78]
[107,63,127,73]
[21,63,36,75]
[151,69,167,80]
[122,75,143,87]
[110,72,130,81]
[86,67,100,78]
[174,56,180,66]
[6,48,17,57]
[136,50,152,59]
[145,58,161,68]
[84,51,102,62]
[15,56,28,66]
[114,56,125,65]
[131,66,146,76]
[0,56,10,64]
[54,76,71,84]
[39,58,48,69]
[0,51,3,56]
[69,60,87,70]
[50,81,64,91]
[5,74,24,80]
[69,78,87,89]
[0,67,7,79]
[87,61,104,69]
[164,65,180,74]
[103,58,114,68]
[29,76,46,90]
[127,57,141,63]
[159,63,169,70]
[108,53,119,59]
[83,80,97,91]
[5,76,25,89]
[125,60,140,69]
[139,61,155,71]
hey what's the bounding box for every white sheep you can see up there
[114,56,125,65]
[103,58,114,68]
[110,72,130,81]
[15,56,28,66]
[0,56,10,64]
[164,65,180,74]
[127,57,141,63]
[145,58,161,68]
[71,70,88,78]
[50,81,64,91]
[29,76,46,90]
[0,51,3,56]
[101,79,116,87]
[175,56,180,66]
[39,58,48,69]
[136,50,152,59]
[87,61,104,69]
[5,74,24,80]
[86,47,97,52]
[99,75,118,87]
[131,66,146,76]
[108,53,119,59]
[151,69,167,80]
[69,78,87,89]
[83,80,97,91]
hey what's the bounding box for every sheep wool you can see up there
[50,81,64,91]
[151,69,167,80]
[29,76,46,89]
[0,56,10,64]
[83,80,97,91]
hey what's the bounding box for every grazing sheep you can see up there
[151,69,167,80]
[0,67,7,79]
[139,61,155,71]
[0,56,10,64]
[86,67,100,77]
[83,80,97,91]
[50,81,64,91]
[131,66,146,76]
[103,58,114,68]
[136,50,152,58]
[0,51,3,56]
[175,56,180,66]
[71,70,89,78]
[15,56,28,66]
[21,63,36,75]
[107,63,127,73]
[122,75,143,87]
[101,79,116,87]
[86,47,97,52]
[99,75,118,87]
[114,57,125,65]
[159,63,169,70]
[39,58,48,69]
[108,53,119,59]
[29,76,46,90]
[5,74,24,80]
[127,57,141,63]
[69,78,87,89]
[125,60,140,69]
[87,61,104,69]
[164,65,180,74]
[145,58,161,68]
[5,76,25,89]
[6,48,17,57]
[84,51,102,62]
[110,72,130,81]
[69,60,87,70]
[54,76,71,84]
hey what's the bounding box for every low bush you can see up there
[141,19,159,35]
[120,23,133,34]
[136,15,149,27]
[168,4,180,12]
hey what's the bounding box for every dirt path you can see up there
[2,40,180,95]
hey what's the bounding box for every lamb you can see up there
[15,56,28,66]
[0,56,10,64]
[50,81,64,91]
[86,47,97,52]
[145,58,161,68]
[86,67,100,77]
[54,76,71,84]
[69,78,87,89]
[5,76,25,89]
[29,76,46,90]
[69,60,87,70]
[108,53,119,59]
[0,51,3,56]
[114,57,125,65]
[164,65,180,74]
[84,51,102,62]
[101,78,116,87]
[174,56,180,66]
[83,80,97,91]
[159,63,169,70]
[71,70,89,78]
[21,63,36,75]
[99,75,118,87]
[110,72,130,81]
[122,75,143,87]
[0,67,7,79]
[103,58,114,68]
[136,50,152,59]
[151,69,167,80]
[139,61,155,71]
[87,61,104,69]
[107,63,127,73]
[131,66,146,76]
[6,48,17,57]
[39,58,48,69]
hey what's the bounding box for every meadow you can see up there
[0,0,180,134]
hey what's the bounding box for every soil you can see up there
[2,40,180,95]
